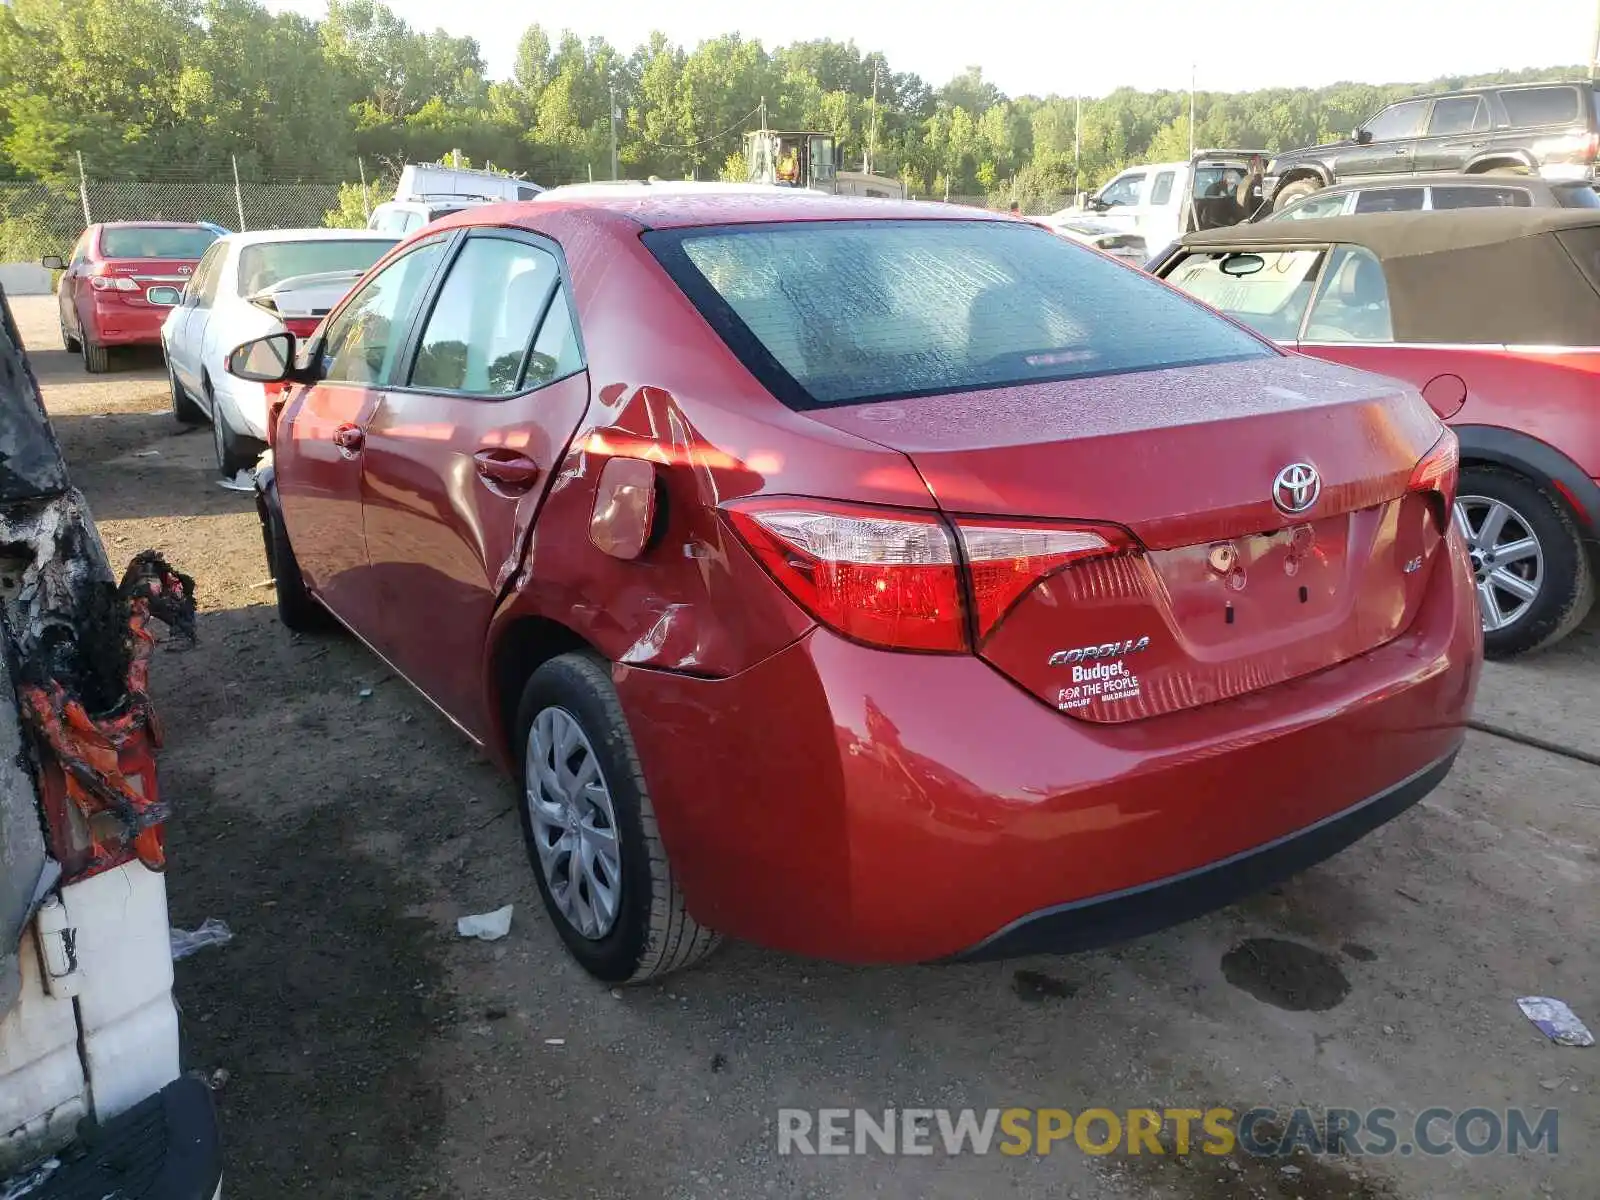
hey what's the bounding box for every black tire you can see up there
[1271,177,1322,211]
[206,379,253,477]
[1457,466,1594,658]
[168,359,204,425]
[82,336,108,373]
[258,487,327,631]
[514,652,720,984]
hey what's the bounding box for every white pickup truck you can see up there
[1042,150,1267,264]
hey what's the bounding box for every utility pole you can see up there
[866,62,880,175]
[1188,65,1196,160]
[1074,94,1082,200]
[76,151,91,226]
[1592,0,1600,79]
[609,85,619,181]
[231,154,246,232]
[357,157,369,220]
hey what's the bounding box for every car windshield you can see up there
[1554,183,1600,208]
[99,226,218,259]
[645,219,1270,409]
[235,239,396,296]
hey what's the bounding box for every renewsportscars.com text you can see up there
[776,1106,1559,1158]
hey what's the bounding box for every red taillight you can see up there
[724,499,965,651]
[723,497,1133,652]
[1408,428,1460,526]
[1585,132,1599,162]
[957,520,1131,639]
[89,273,137,292]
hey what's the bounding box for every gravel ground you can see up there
[13,294,1599,1199]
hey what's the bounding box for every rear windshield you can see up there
[99,226,218,259]
[236,239,396,296]
[645,220,1270,409]
[1554,183,1600,208]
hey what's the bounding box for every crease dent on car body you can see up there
[237,193,1482,983]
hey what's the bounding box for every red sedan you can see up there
[1152,208,1600,657]
[45,222,219,372]
[229,192,1481,983]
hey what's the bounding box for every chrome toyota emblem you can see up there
[178,265,192,275]
[1272,463,1321,515]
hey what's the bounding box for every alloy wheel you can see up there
[524,706,623,940]
[1454,494,1544,633]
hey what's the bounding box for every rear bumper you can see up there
[958,749,1455,960]
[617,529,1481,963]
[86,301,167,347]
[18,1076,222,1199]
[1537,162,1597,183]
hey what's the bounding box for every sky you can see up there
[266,0,1595,99]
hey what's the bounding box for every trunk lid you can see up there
[807,354,1449,721]
[249,270,362,339]
[99,258,199,307]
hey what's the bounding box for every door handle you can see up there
[473,448,541,490]
[333,424,364,457]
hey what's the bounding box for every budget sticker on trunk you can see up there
[1057,656,1144,711]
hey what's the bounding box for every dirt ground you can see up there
[12,293,1599,1199]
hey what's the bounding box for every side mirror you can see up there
[41,255,65,271]
[145,285,183,307]
[1354,128,1374,145]
[227,332,295,383]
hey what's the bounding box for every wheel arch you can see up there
[1463,151,1537,175]
[1454,424,1600,542]
[1272,165,1331,198]
[486,615,598,769]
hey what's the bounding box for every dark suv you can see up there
[1266,82,1600,211]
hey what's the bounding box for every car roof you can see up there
[435,192,999,232]
[1183,207,1600,258]
[215,228,400,249]
[1175,209,1600,345]
[1310,173,1559,193]
[1394,80,1589,103]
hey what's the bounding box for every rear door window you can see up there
[408,236,560,396]
[1353,187,1426,214]
[1501,86,1581,127]
[1271,191,1350,221]
[1430,185,1532,209]
[1302,246,1394,343]
[646,220,1271,409]
[1149,171,1176,206]
[1426,96,1489,136]
[1164,248,1326,340]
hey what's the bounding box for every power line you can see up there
[633,104,763,152]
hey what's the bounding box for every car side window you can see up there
[320,239,449,386]
[1352,187,1425,214]
[409,236,560,396]
[1427,96,1488,136]
[1362,100,1428,142]
[1148,171,1175,206]
[1302,246,1393,344]
[1097,174,1144,208]
[525,289,583,387]
[1431,185,1531,210]
[191,245,226,307]
[1164,248,1326,341]
[1500,86,1580,127]
[1274,191,1350,221]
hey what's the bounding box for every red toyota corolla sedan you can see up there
[45,221,220,373]
[229,192,1482,983]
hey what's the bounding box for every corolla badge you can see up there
[1272,462,1321,515]
[1048,637,1151,667]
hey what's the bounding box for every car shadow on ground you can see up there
[48,411,248,522]
[24,342,166,386]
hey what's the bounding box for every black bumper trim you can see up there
[955,745,1459,962]
[30,1075,222,1200]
